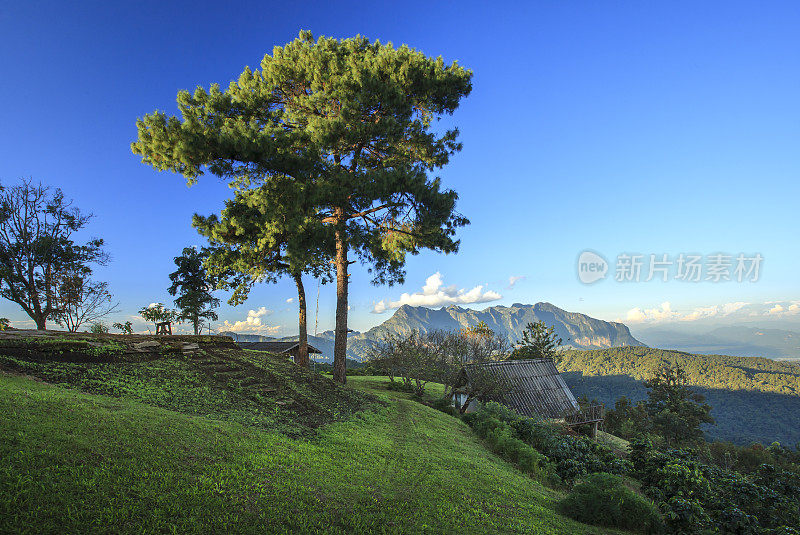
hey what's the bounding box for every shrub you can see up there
[467,412,555,482]
[464,402,633,486]
[89,322,109,334]
[472,402,630,484]
[630,438,800,534]
[559,472,662,534]
[430,396,458,416]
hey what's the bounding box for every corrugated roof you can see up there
[237,341,322,354]
[463,359,579,419]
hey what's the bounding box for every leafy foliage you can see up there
[630,438,800,534]
[463,402,630,485]
[559,473,662,534]
[138,303,178,331]
[112,321,133,335]
[0,318,8,331]
[0,178,108,329]
[52,273,118,332]
[643,364,714,447]
[509,320,563,361]
[89,322,108,334]
[195,184,332,365]
[168,247,219,335]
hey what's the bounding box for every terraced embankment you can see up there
[0,329,374,434]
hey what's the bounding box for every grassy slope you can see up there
[0,332,373,435]
[0,371,623,534]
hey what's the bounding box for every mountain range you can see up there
[223,302,645,362]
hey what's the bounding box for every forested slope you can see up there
[559,347,800,445]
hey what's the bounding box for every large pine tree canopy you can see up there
[132,31,471,273]
[132,31,473,381]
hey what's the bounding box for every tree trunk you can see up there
[332,221,349,384]
[35,316,46,330]
[293,271,309,368]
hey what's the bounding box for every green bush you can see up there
[559,472,662,534]
[467,402,631,484]
[430,396,458,416]
[466,412,555,482]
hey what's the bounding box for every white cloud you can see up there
[507,275,526,289]
[372,272,502,314]
[220,307,276,332]
[681,302,748,322]
[286,298,294,303]
[619,300,800,324]
[768,304,786,316]
[623,302,681,324]
[761,301,800,317]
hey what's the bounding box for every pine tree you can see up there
[168,248,219,335]
[132,31,472,382]
[194,180,332,366]
[644,364,715,447]
[509,321,563,361]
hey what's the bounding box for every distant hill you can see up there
[558,346,800,445]
[632,325,800,359]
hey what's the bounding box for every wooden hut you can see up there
[455,358,604,436]
[237,341,322,364]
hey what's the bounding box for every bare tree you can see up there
[0,179,107,329]
[52,272,118,332]
[367,323,510,401]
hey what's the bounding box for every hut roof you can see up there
[461,359,579,419]
[237,341,322,354]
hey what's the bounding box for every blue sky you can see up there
[1,1,798,335]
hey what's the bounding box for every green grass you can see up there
[0,337,374,435]
[0,372,625,534]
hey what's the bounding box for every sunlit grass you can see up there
[0,372,624,534]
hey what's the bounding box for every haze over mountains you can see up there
[225,302,645,362]
[632,325,800,360]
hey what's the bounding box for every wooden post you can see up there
[156,321,172,336]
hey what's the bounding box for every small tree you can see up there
[644,364,714,447]
[138,303,178,332]
[453,365,516,415]
[368,330,453,396]
[0,318,8,330]
[112,321,133,335]
[509,320,563,361]
[195,182,333,366]
[0,179,108,329]
[603,396,650,440]
[168,247,220,335]
[52,272,118,332]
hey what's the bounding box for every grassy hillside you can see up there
[559,346,800,445]
[0,333,621,534]
[0,330,372,435]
